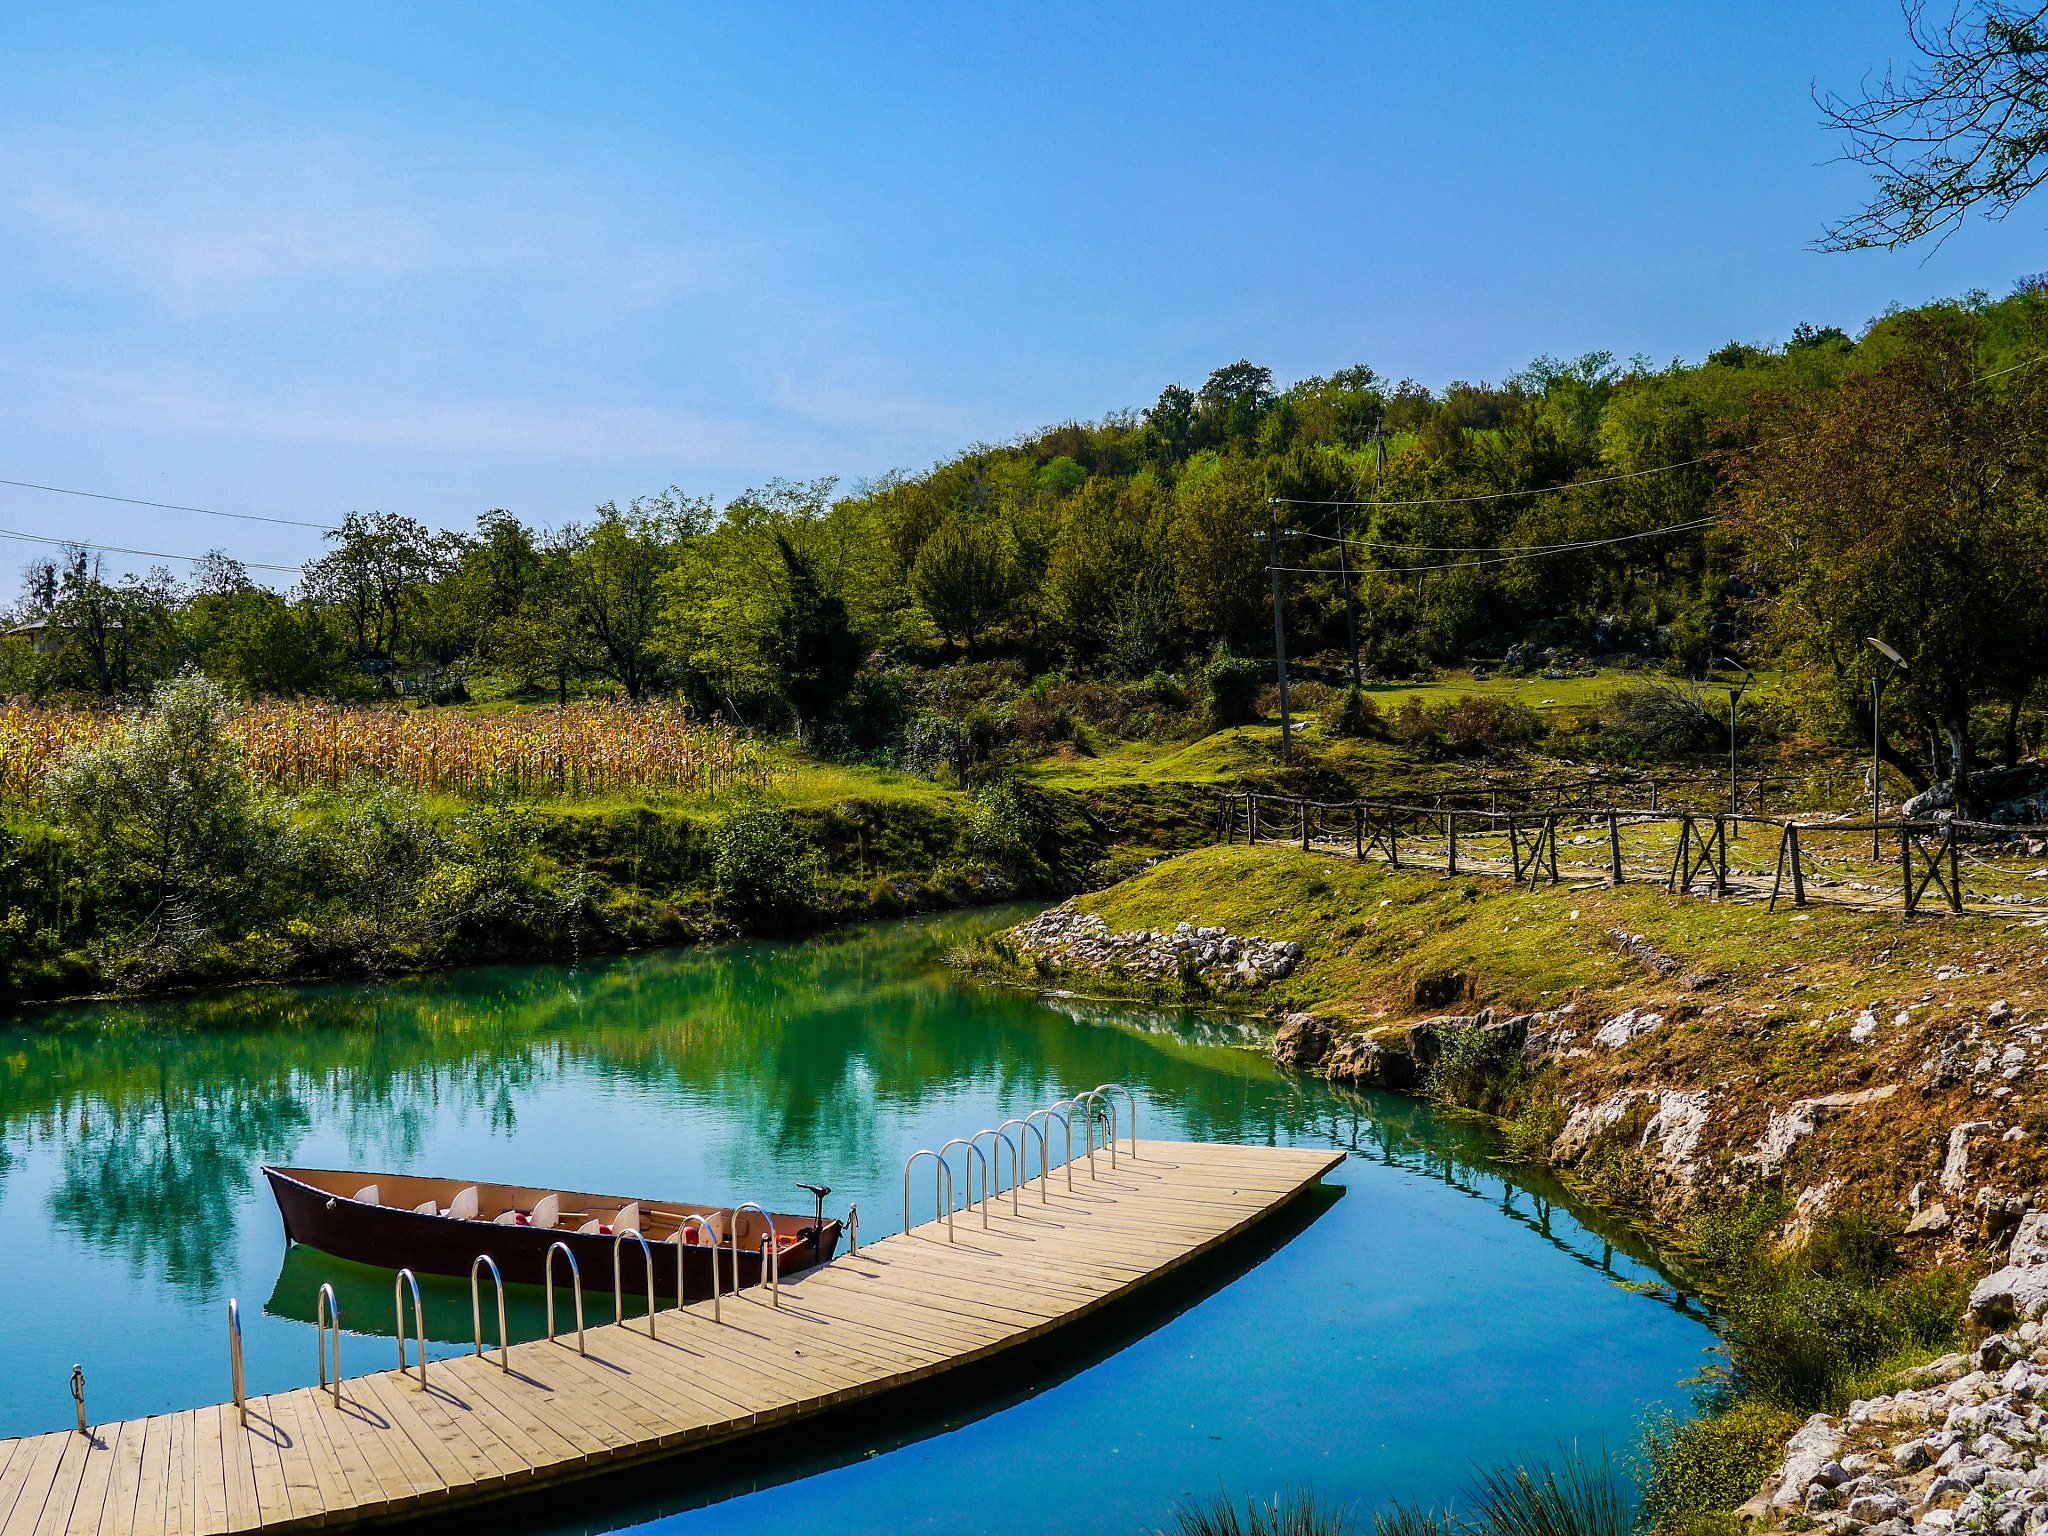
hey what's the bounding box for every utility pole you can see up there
[1267,509,1292,762]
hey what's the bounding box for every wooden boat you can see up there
[262,1166,840,1302]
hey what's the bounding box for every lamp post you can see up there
[1717,656,1751,814]
[1866,637,1909,857]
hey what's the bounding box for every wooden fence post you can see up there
[1789,823,1805,907]
[1608,811,1623,885]
[1248,793,1259,845]
[1301,798,1310,853]
[1901,827,1914,914]
[1389,810,1400,869]
[1545,814,1560,884]
[1946,828,1962,913]
[1714,815,1728,897]
[1447,811,1459,876]
[1354,804,1363,860]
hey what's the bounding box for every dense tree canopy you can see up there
[5,283,2045,783]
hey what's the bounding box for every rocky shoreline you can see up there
[998,902,1305,988]
[1742,1209,2048,1535]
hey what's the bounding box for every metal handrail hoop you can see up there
[228,1298,247,1425]
[937,1137,991,1228]
[997,1117,1049,1202]
[1092,1083,1138,1159]
[730,1202,781,1306]
[316,1282,342,1400]
[613,1228,657,1336]
[1034,1101,1077,1189]
[902,1149,956,1241]
[470,1255,509,1370]
[545,1241,586,1355]
[394,1269,427,1389]
[674,1214,721,1322]
[972,1125,1023,1216]
[1074,1089,1113,1173]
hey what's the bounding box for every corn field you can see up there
[0,701,782,801]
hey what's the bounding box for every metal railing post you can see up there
[901,1150,956,1240]
[937,1137,991,1226]
[317,1282,343,1400]
[731,1202,781,1306]
[613,1229,656,1336]
[675,1214,720,1322]
[394,1269,427,1389]
[470,1257,508,1370]
[228,1298,247,1425]
[1092,1083,1138,1158]
[546,1241,585,1355]
[1000,1116,1050,1201]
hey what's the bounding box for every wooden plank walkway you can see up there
[0,1140,1342,1536]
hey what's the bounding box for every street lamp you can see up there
[1866,637,1909,856]
[1718,656,1751,814]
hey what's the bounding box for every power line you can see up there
[0,475,333,530]
[0,526,303,575]
[1262,516,1722,575]
[1268,452,1730,510]
[1288,512,1721,555]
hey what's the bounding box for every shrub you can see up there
[1329,685,1381,739]
[1636,1403,1802,1534]
[1422,1024,1525,1115]
[45,671,287,939]
[1389,695,1545,757]
[961,779,1040,867]
[1204,651,1263,727]
[711,811,820,916]
[1604,681,1726,755]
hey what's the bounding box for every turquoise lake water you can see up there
[0,904,1714,1533]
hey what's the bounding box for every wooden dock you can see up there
[0,1139,1343,1536]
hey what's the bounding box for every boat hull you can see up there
[262,1166,839,1302]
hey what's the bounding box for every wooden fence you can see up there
[1215,792,2036,917]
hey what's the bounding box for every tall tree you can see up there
[1725,311,2048,794]
[773,535,860,745]
[908,514,1021,657]
[556,490,709,700]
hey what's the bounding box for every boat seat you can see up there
[445,1186,480,1222]
[492,1209,520,1225]
[531,1194,560,1230]
[576,1217,603,1234]
[353,1184,379,1206]
[412,1199,438,1215]
[613,1202,640,1234]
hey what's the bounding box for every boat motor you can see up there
[796,1182,830,1252]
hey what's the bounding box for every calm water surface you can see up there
[0,905,1714,1533]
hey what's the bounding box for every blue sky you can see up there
[0,2,2041,583]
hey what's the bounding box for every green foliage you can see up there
[773,534,860,743]
[961,779,1040,867]
[1204,651,1264,727]
[46,672,285,933]
[711,810,821,916]
[1389,695,1546,756]
[1460,1447,1636,1536]
[1636,1403,1802,1536]
[1422,1024,1526,1115]
[1329,684,1381,738]
[909,514,1023,656]
[1163,1486,1355,1536]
